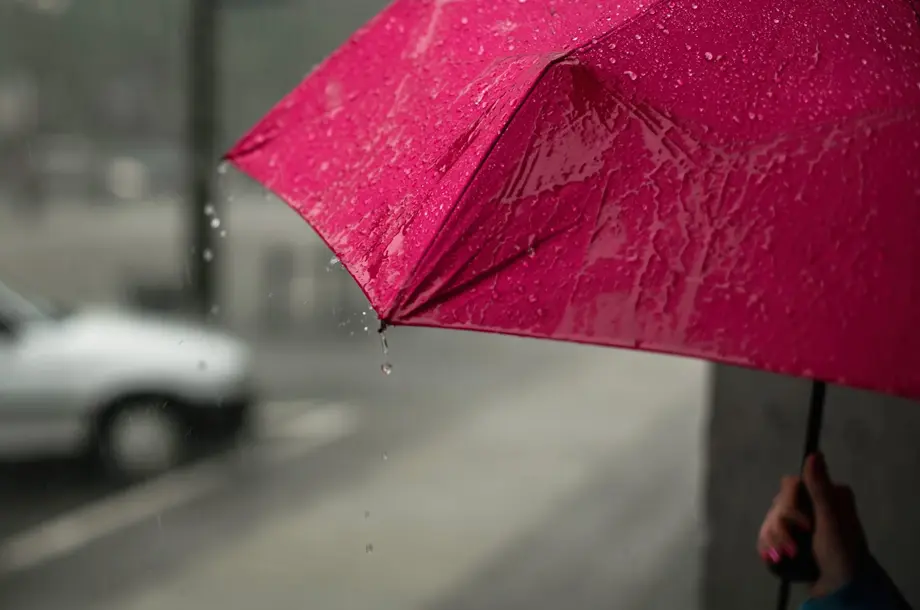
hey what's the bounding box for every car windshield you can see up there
[0,280,66,324]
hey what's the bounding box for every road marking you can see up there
[0,401,359,574]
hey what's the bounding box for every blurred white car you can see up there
[0,280,254,481]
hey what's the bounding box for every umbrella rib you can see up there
[388,0,675,321]
[385,60,558,320]
[395,218,583,322]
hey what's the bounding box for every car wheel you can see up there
[97,397,187,483]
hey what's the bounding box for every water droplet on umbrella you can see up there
[210,218,221,229]
[704,52,713,61]
[203,249,214,262]
[381,362,393,376]
[624,71,638,80]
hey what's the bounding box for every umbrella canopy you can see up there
[228,0,920,399]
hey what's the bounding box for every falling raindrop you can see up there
[220,230,228,238]
[382,452,389,461]
[210,217,221,229]
[204,204,215,216]
[329,256,340,266]
[217,162,229,175]
[365,510,371,519]
[365,543,374,554]
[202,248,214,262]
[381,362,393,376]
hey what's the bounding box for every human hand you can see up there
[757,453,869,598]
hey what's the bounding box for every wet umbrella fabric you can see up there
[227,0,920,400]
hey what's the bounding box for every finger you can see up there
[758,521,798,560]
[833,484,856,509]
[832,484,862,529]
[803,452,834,510]
[775,475,801,507]
[780,508,812,531]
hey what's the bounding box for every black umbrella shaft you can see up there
[802,381,826,463]
[777,380,827,610]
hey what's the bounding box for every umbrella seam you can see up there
[387,0,672,322]
[384,60,556,321]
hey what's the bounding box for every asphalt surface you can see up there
[0,328,707,610]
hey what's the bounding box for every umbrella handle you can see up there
[771,381,826,609]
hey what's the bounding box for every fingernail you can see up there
[768,548,781,562]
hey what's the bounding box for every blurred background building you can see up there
[0,0,384,333]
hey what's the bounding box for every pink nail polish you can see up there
[768,548,781,562]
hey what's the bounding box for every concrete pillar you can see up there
[704,365,920,609]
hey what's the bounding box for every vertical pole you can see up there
[187,0,219,318]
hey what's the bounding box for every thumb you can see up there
[803,452,834,508]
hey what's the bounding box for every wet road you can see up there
[0,328,706,610]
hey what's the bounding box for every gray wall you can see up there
[705,365,920,609]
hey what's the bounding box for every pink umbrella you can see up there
[227,0,920,602]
